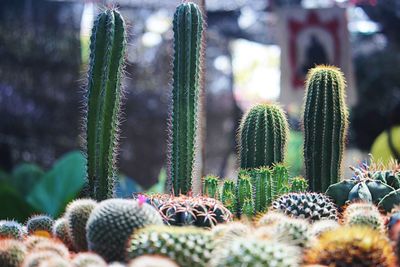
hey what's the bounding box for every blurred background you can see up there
[0,0,399,220]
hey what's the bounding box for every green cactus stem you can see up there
[221,180,236,214]
[236,173,253,217]
[303,65,348,192]
[167,3,204,196]
[85,9,126,200]
[239,104,289,169]
[203,175,219,199]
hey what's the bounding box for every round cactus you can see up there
[65,199,97,251]
[72,253,107,267]
[343,203,384,231]
[127,225,213,267]
[272,217,311,247]
[52,218,73,250]
[256,211,287,227]
[22,251,63,267]
[310,219,340,237]
[272,192,338,221]
[209,237,300,267]
[0,220,25,240]
[30,240,70,258]
[304,226,396,266]
[37,258,72,267]
[0,239,27,267]
[24,236,51,251]
[26,215,54,237]
[128,255,179,267]
[211,222,251,242]
[86,198,163,262]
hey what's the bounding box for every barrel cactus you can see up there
[26,215,54,237]
[0,239,27,267]
[0,220,25,240]
[71,252,107,267]
[52,218,73,250]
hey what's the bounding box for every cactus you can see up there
[246,167,270,213]
[202,175,219,199]
[65,199,97,251]
[256,211,287,227]
[304,226,396,266]
[241,198,254,218]
[52,218,73,250]
[167,2,204,196]
[127,226,213,267]
[290,176,309,192]
[86,199,163,262]
[0,220,25,240]
[220,180,236,214]
[128,255,179,267]
[310,219,340,237]
[145,194,232,227]
[84,9,127,200]
[22,251,61,267]
[272,192,338,221]
[239,103,289,169]
[273,217,311,247]
[0,239,27,267]
[303,65,348,192]
[343,203,384,231]
[211,222,251,245]
[209,237,300,267]
[236,173,252,217]
[30,240,69,258]
[26,215,54,237]
[71,253,107,267]
[37,257,71,267]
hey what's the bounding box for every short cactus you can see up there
[209,237,300,267]
[272,192,338,221]
[239,104,289,169]
[343,203,384,231]
[256,211,287,227]
[202,175,219,199]
[23,236,51,252]
[220,180,236,214]
[37,258,72,267]
[26,215,54,237]
[304,226,396,266]
[241,198,254,218]
[86,198,163,262]
[30,240,69,258]
[236,173,252,217]
[84,8,127,200]
[0,239,27,267]
[52,218,73,250]
[303,65,348,192]
[310,219,340,237]
[0,220,25,240]
[273,217,311,247]
[128,255,179,267]
[167,2,204,196]
[211,222,251,244]
[127,225,213,267]
[72,252,107,267]
[290,176,309,192]
[65,199,97,251]
[22,251,62,267]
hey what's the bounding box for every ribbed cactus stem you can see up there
[236,174,253,217]
[290,176,309,192]
[251,168,270,213]
[239,104,289,169]
[303,65,348,192]
[272,164,289,196]
[221,180,236,214]
[241,198,254,218]
[203,175,219,199]
[168,3,204,196]
[85,9,126,200]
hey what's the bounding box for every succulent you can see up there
[128,255,179,267]
[303,65,348,192]
[52,218,73,250]
[241,198,254,218]
[209,237,300,267]
[256,211,288,227]
[202,175,219,199]
[0,239,27,267]
[167,2,204,196]
[22,251,62,267]
[236,173,252,217]
[30,240,69,258]
[86,198,163,262]
[37,258,71,267]
[239,104,289,169]
[0,220,25,240]
[310,219,340,237]
[26,215,54,237]
[272,217,311,247]
[71,252,107,267]
[272,192,338,221]
[65,199,97,251]
[145,194,232,227]
[24,236,51,251]
[290,176,309,192]
[84,8,127,201]
[343,203,384,231]
[211,222,251,243]
[127,225,213,267]
[304,226,396,266]
[220,180,236,214]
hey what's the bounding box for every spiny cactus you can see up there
[84,8,127,201]
[202,175,219,199]
[22,251,61,267]
[241,198,254,218]
[128,255,179,267]
[26,215,54,237]
[247,167,271,213]
[72,252,107,267]
[0,239,27,267]
[52,218,73,250]
[273,217,311,247]
[304,226,396,266]
[256,211,287,227]
[30,240,69,259]
[211,222,251,245]
[239,103,289,169]
[220,180,236,214]
[127,226,213,267]
[65,199,97,251]
[37,257,71,267]
[0,220,25,240]
[290,176,309,192]
[272,192,338,221]
[343,203,384,231]
[23,236,51,252]
[310,219,340,237]
[209,237,300,267]
[145,194,232,227]
[167,2,204,196]
[303,65,348,192]
[86,198,163,262]
[236,173,252,217]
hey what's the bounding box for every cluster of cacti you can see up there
[144,194,232,227]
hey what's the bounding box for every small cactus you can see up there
[220,180,236,214]
[26,215,54,237]
[343,203,384,231]
[239,103,289,169]
[0,220,25,240]
[72,252,107,267]
[241,198,254,218]
[290,176,309,192]
[52,218,73,250]
[22,251,61,267]
[310,219,340,237]
[202,175,219,199]
[84,8,127,200]
[128,255,179,267]
[273,217,311,247]
[0,239,27,267]
[236,173,252,217]
[256,211,288,227]
[303,65,348,192]
[30,240,69,259]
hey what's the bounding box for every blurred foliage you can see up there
[285,131,304,177]
[146,168,167,194]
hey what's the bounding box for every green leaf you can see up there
[27,151,86,217]
[0,182,36,222]
[10,163,44,195]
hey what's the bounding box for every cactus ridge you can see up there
[168,3,204,195]
[85,9,126,200]
[303,65,348,192]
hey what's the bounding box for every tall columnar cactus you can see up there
[168,3,204,196]
[303,65,348,192]
[203,175,219,199]
[85,9,126,200]
[239,104,289,169]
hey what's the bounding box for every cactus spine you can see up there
[85,9,126,200]
[168,3,204,195]
[303,65,348,192]
[239,104,289,169]
[203,175,219,199]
